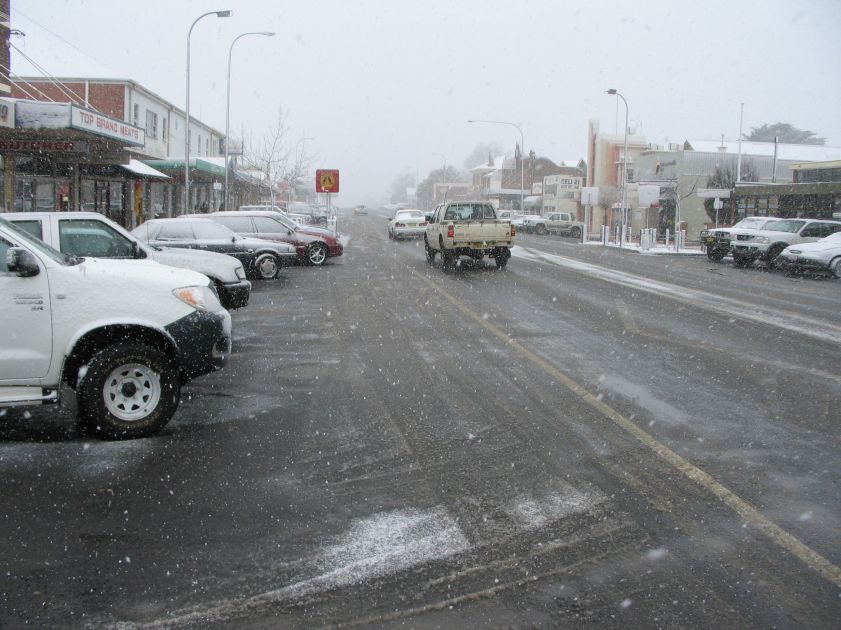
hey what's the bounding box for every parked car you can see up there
[778,232,841,278]
[287,202,328,225]
[730,218,841,269]
[0,216,231,439]
[2,212,251,310]
[131,218,297,280]
[183,211,343,266]
[388,209,428,240]
[526,211,584,237]
[699,216,782,261]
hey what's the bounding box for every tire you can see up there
[766,244,786,271]
[253,253,280,279]
[707,249,725,262]
[829,256,841,279]
[77,343,180,440]
[424,237,436,264]
[439,237,454,272]
[494,248,510,270]
[306,242,328,266]
[570,226,581,238]
[536,223,547,235]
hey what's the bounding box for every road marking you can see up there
[412,268,841,590]
[514,247,841,346]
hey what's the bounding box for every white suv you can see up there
[730,218,841,269]
[0,217,232,439]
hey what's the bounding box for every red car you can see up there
[184,211,343,266]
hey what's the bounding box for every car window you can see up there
[156,221,195,240]
[766,219,806,233]
[821,223,841,237]
[216,216,255,233]
[253,217,286,233]
[58,219,134,258]
[9,220,43,240]
[192,221,236,240]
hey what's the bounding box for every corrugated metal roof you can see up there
[685,140,841,162]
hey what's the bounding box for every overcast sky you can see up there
[10,0,841,205]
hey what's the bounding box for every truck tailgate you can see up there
[452,221,513,245]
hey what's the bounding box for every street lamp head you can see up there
[261,32,276,36]
[606,88,618,95]
[466,119,474,123]
[215,10,233,17]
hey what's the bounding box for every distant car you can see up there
[353,205,368,215]
[183,211,343,266]
[287,202,328,225]
[132,218,297,280]
[730,218,841,269]
[388,209,428,240]
[778,232,841,278]
[699,216,782,261]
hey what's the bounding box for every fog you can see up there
[12,0,841,206]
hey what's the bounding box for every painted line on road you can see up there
[412,268,841,591]
[513,247,841,346]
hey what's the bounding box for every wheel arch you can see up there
[63,324,178,389]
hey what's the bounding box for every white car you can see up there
[778,232,841,278]
[730,218,841,268]
[2,212,251,310]
[388,209,428,240]
[0,216,232,439]
[699,216,782,261]
[497,210,526,229]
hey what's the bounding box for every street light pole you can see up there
[224,31,274,213]
[606,89,628,248]
[467,119,524,212]
[185,9,231,214]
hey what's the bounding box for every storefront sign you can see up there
[0,139,89,153]
[70,106,145,146]
[0,98,14,128]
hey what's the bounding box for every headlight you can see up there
[754,236,769,244]
[700,230,710,237]
[235,264,247,280]
[173,285,223,312]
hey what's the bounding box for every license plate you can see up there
[407,223,417,227]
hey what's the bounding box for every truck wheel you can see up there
[77,343,180,440]
[766,244,786,271]
[306,243,328,266]
[494,248,510,270]
[707,249,725,262]
[536,224,547,235]
[424,237,436,264]
[570,226,581,238]
[254,253,280,279]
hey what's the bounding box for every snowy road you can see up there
[1,215,840,628]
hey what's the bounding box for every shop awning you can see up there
[121,159,169,179]
[142,157,226,178]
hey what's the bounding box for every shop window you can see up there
[146,110,158,139]
[205,138,209,155]
[133,103,139,126]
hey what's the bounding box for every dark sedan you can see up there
[183,211,344,266]
[131,218,297,280]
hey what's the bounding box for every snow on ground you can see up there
[504,485,602,530]
[581,240,706,256]
[513,247,841,346]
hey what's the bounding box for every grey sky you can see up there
[11,0,841,205]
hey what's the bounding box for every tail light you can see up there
[511,225,516,237]
[447,224,454,238]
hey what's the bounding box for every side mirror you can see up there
[131,241,144,259]
[6,247,41,277]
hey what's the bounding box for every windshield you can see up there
[0,216,75,265]
[5,4,841,629]
[765,219,806,233]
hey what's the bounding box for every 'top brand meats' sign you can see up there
[70,106,145,146]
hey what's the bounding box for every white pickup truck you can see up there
[423,201,515,270]
[0,216,232,439]
[2,212,251,310]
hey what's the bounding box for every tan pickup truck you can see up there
[423,201,515,270]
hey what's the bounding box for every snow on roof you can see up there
[470,154,510,172]
[685,140,841,162]
[122,159,169,179]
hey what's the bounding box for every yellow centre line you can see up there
[412,267,841,589]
